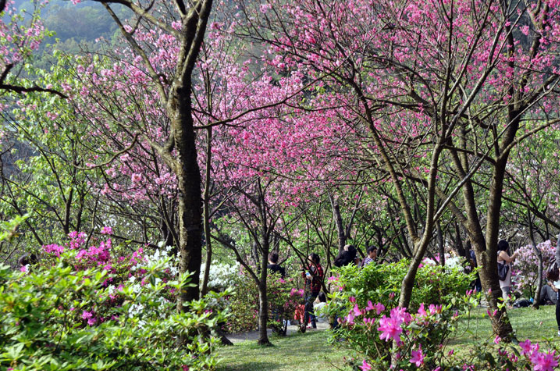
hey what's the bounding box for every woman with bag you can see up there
[497,240,518,303]
[552,237,560,336]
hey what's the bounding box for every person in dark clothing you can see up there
[334,244,357,267]
[468,245,482,293]
[302,253,324,329]
[554,237,560,336]
[540,281,558,305]
[267,252,285,278]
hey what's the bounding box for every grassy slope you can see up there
[217,305,560,370]
[216,331,347,371]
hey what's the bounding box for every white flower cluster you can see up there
[199,261,240,291]
[143,246,179,276]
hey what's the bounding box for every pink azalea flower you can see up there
[353,304,362,316]
[19,265,27,272]
[365,300,375,312]
[519,339,533,355]
[532,352,558,371]
[359,359,372,371]
[494,335,501,344]
[349,296,356,303]
[100,226,113,235]
[82,310,93,320]
[374,302,385,315]
[417,303,427,317]
[377,315,402,343]
[345,312,355,325]
[428,304,442,314]
[410,346,424,367]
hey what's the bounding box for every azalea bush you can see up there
[267,276,303,335]
[331,259,473,315]
[334,293,560,370]
[0,231,227,370]
[225,271,301,334]
[512,240,556,297]
[200,261,240,292]
[334,293,476,370]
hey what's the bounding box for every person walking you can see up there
[302,253,323,330]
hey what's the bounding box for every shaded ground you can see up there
[217,326,347,371]
[226,322,330,344]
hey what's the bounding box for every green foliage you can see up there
[0,251,225,370]
[225,272,301,334]
[331,259,474,313]
[224,272,259,333]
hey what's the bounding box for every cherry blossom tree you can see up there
[236,0,560,339]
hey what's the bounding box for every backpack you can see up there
[497,261,509,281]
[546,260,559,282]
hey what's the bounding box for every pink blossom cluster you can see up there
[38,231,176,330]
[518,340,558,371]
[348,297,558,370]
[512,240,556,292]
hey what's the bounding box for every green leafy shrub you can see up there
[0,233,227,370]
[330,259,474,314]
[225,272,301,334]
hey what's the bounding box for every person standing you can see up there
[553,236,560,336]
[360,245,378,267]
[497,240,518,302]
[302,253,323,330]
[267,252,285,279]
[334,245,357,267]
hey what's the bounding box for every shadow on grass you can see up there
[217,330,347,371]
[217,361,280,371]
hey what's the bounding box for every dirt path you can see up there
[226,322,330,343]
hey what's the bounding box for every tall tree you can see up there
[237,0,560,339]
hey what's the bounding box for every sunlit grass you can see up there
[217,305,560,370]
[216,330,347,371]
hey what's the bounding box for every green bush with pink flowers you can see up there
[0,231,227,371]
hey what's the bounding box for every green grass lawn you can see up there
[216,305,560,371]
[216,330,347,371]
[453,304,559,345]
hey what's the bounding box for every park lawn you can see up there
[216,330,348,371]
[453,304,559,345]
[217,305,560,371]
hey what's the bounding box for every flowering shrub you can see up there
[199,261,240,291]
[0,231,226,370]
[267,276,303,335]
[334,293,560,370]
[512,240,556,296]
[225,271,301,334]
[331,259,473,314]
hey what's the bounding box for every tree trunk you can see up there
[437,222,445,267]
[329,194,346,252]
[175,85,204,309]
[468,230,515,341]
[528,209,543,309]
[201,127,213,297]
[257,250,270,345]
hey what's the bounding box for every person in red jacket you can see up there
[301,253,323,329]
